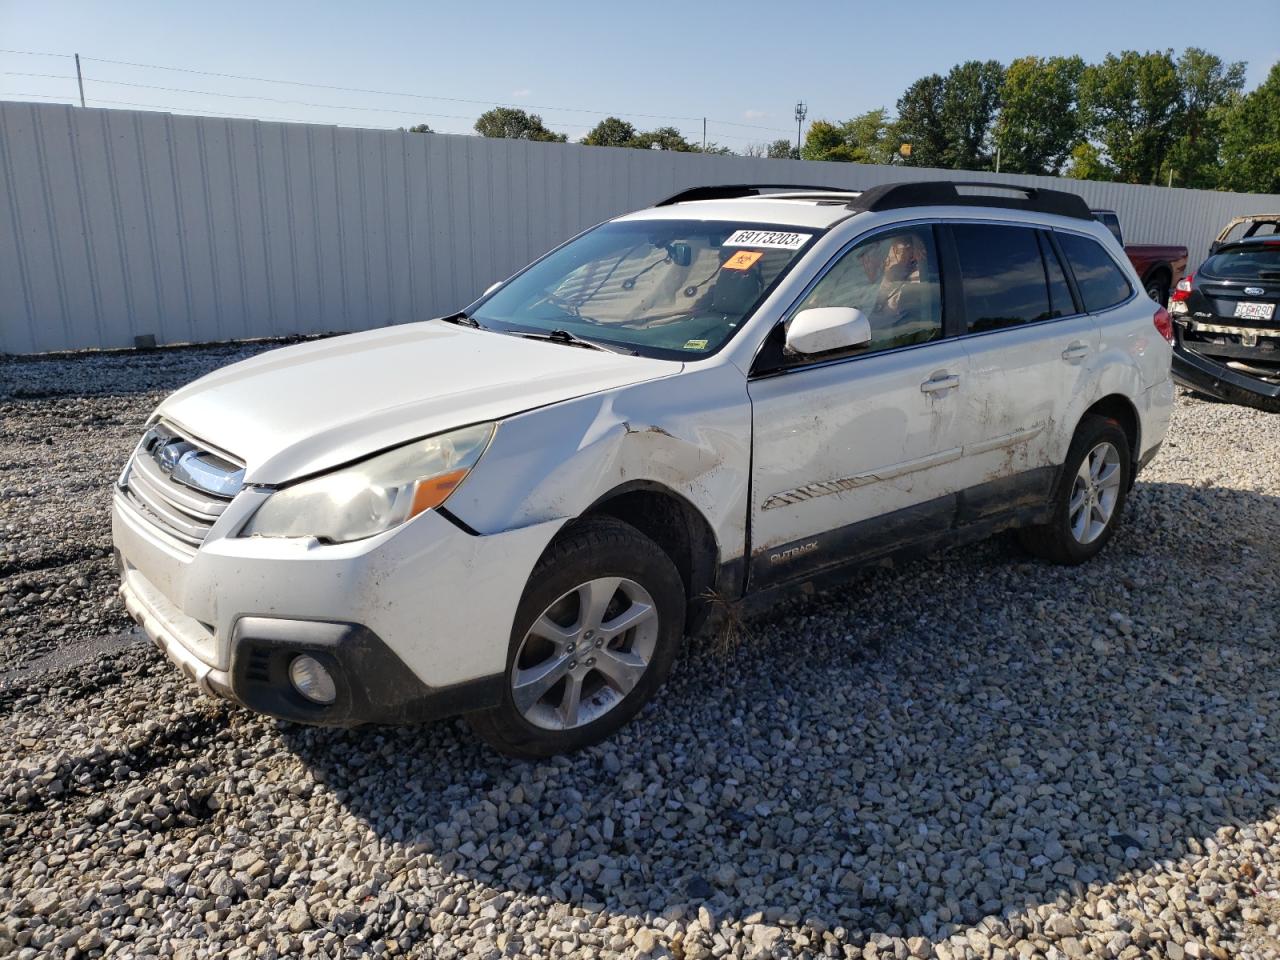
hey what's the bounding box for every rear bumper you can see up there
[1172,346,1280,411]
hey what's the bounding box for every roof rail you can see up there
[847,180,1092,221]
[654,184,854,206]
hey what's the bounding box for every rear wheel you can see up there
[1017,415,1132,565]
[1145,274,1170,307]
[467,517,685,757]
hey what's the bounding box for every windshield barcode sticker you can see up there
[724,229,811,250]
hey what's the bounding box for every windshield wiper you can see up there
[520,329,635,355]
[440,311,484,329]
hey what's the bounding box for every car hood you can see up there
[157,322,680,483]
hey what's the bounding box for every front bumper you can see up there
[1172,345,1280,411]
[113,489,563,725]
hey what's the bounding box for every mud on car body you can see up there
[113,181,1174,756]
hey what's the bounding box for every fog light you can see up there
[289,655,336,704]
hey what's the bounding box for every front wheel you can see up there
[1017,415,1132,565]
[467,517,685,757]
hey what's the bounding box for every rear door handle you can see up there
[1061,341,1091,361]
[920,374,960,394]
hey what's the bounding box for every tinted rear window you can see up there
[1040,233,1075,317]
[1057,233,1132,312]
[952,224,1053,332]
[1201,245,1280,280]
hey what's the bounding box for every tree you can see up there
[1164,48,1246,188]
[895,74,948,167]
[582,116,637,147]
[766,138,798,159]
[630,126,695,151]
[940,60,1004,168]
[800,109,896,164]
[1218,62,1280,194]
[474,107,566,142]
[1065,142,1112,181]
[994,56,1085,174]
[406,123,433,134]
[1078,51,1181,183]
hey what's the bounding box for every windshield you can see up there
[1201,244,1280,280]
[471,219,819,359]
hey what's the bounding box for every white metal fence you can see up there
[3,100,1279,354]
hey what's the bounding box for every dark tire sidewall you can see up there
[478,519,685,757]
[1049,416,1132,563]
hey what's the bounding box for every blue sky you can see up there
[2,0,1278,148]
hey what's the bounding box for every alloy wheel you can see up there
[1068,441,1122,544]
[510,577,660,730]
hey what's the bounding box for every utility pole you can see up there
[794,101,807,153]
[702,117,707,153]
[74,53,85,108]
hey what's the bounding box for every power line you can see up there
[64,50,794,134]
[0,71,763,142]
[0,48,790,141]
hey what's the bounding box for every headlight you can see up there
[241,423,494,543]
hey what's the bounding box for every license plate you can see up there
[1234,301,1276,320]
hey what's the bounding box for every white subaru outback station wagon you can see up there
[113,181,1175,756]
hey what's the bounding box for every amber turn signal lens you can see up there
[409,468,470,517]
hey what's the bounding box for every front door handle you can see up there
[920,373,960,394]
[1061,341,1091,361]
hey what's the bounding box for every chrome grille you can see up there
[120,424,244,550]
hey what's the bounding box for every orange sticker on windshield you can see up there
[723,250,763,271]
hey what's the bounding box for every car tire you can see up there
[1145,276,1170,307]
[467,516,686,758]
[1016,414,1132,565]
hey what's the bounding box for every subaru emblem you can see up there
[1244,286,1265,296]
[157,440,184,474]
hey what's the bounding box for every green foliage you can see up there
[995,56,1085,174]
[802,109,897,164]
[895,74,948,167]
[1164,48,1247,188]
[1078,51,1182,184]
[582,117,637,147]
[766,138,798,160]
[1218,62,1280,194]
[406,123,433,134]
[1065,142,1112,181]
[940,60,1005,168]
[474,107,566,142]
[629,126,696,151]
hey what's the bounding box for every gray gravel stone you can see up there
[2,349,1280,958]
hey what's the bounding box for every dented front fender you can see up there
[444,364,753,565]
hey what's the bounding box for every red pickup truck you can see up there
[1091,209,1188,306]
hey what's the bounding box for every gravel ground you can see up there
[1,346,1279,960]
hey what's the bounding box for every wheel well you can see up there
[1143,265,1171,291]
[1082,394,1140,464]
[578,484,720,633]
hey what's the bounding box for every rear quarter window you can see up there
[1057,233,1132,312]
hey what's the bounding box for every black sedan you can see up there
[1171,236,1280,413]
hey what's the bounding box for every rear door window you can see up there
[951,224,1053,332]
[1057,232,1133,312]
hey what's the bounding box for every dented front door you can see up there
[746,340,972,589]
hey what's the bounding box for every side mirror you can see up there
[483,280,503,297]
[784,307,872,356]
